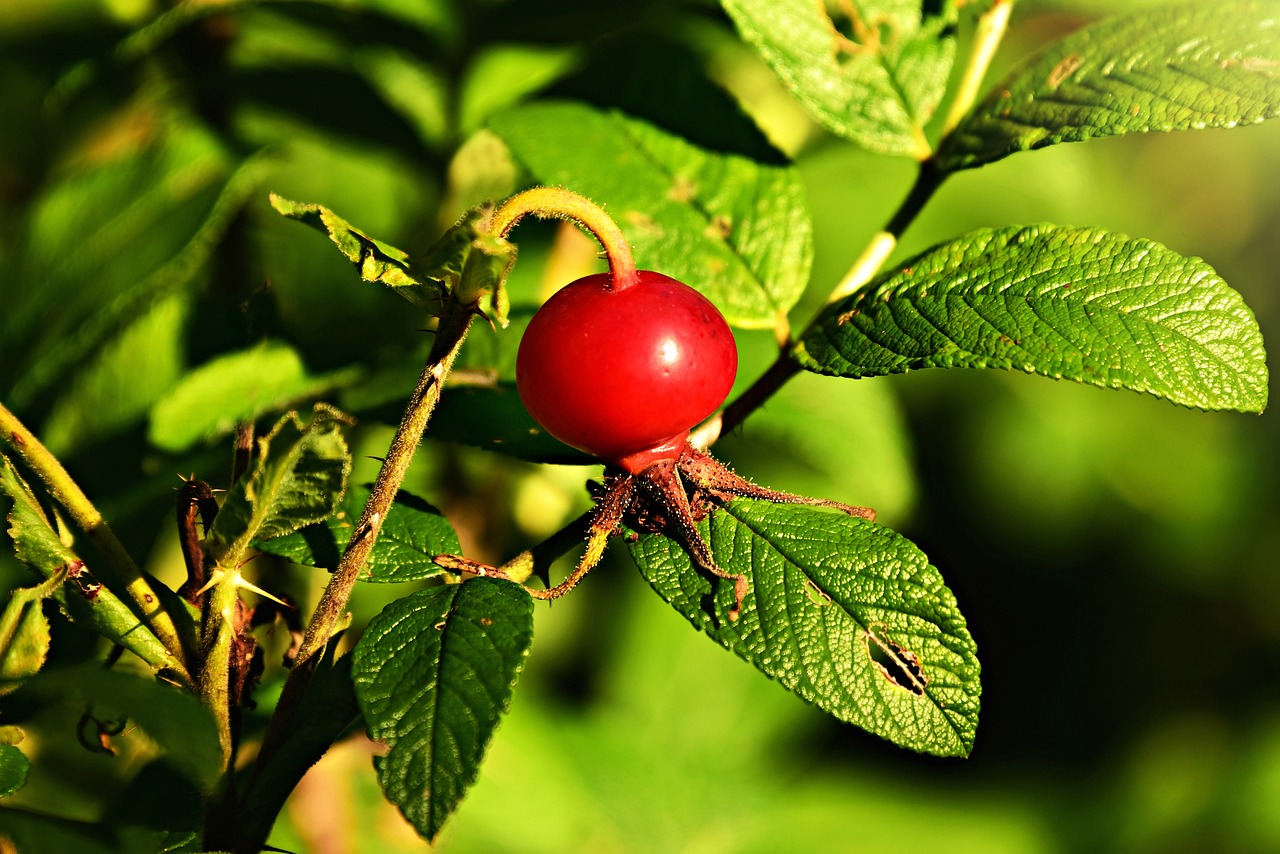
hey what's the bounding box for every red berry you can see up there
[516,270,737,474]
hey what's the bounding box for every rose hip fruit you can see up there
[516,270,737,474]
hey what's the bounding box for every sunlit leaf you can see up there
[629,499,980,757]
[940,1,1280,171]
[352,579,534,842]
[796,225,1268,412]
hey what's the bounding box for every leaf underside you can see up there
[352,579,534,842]
[941,0,1280,171]
[628,499,980,758]
[795,224,1269,413]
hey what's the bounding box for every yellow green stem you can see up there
[0,401,190,677]
[489,187,638,289]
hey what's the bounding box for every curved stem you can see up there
[0,401,190,677]
[489,187,638,290]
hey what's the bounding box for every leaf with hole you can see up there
[628,499,980,757]
[254,488,460,583]
[795,225,1269,412]
[939,0,1280,171]
[491,101,812,328]
[352,578,534,842]
[721,0,957,157]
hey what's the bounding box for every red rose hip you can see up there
[516,270,737,474]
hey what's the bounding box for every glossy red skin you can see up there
[516,270,737,473]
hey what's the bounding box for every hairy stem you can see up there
[488,187,638,289]
[295,303,474,667]
[0,401,190,677]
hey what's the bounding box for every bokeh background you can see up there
[2,0,1278,851]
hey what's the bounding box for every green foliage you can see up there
[629,499,979,757]
[0,744,28,799]
[491,101,812,328]
[722,0,957,157]
[25,667,222,793]
[940,1,1280,171]
[255,488,460,582]
[206,407,353,556]
[1,0,1277,850]
[796,224,1268,412]
[148,341,357,453]
[352,578,534,842]
[0,457,172,670]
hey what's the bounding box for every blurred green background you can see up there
[1,0,1278,851]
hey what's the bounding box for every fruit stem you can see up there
[488,187,638,290]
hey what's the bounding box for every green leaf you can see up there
[41,293,188,456]
[254,488,460,583]
[207,407,352,556]
[795,225,1269,412]
[25,667,222,792]
[0,129,269,409]
[721,0,956,157]
[490,101,812,329]
[628,499,979,756]
[0,574,58,694]
[352,578,534,842]
[0,745,28,798]
[270,193,447,312]
[0,456,176,672]
[939,0,1280,172]
[148,339,359,453]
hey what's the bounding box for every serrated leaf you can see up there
[270,193,446,312]
[940,0,1280,171]
[207,408,352,556]
[722,0,957,157]
[628,499,979,757]
[0,576,57,694]
[0,746,28,798]
[352,578,534,842]
[795,225,1269,412]
[148,339,359,453]
[490,101,812,328]
[0,456,176,671]
[254,488,460,583]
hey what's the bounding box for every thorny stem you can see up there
[488,187,638,290]
[295,302,475,667]
[0,401,191,678]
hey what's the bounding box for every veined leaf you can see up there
[491,101,812,329]
[352,579,533,842]
[206,407,352,557]
[628,499,980,757]
[722,0,957,158]
[940,0,1280,171]
[795,225,1268,412]
[254,488,460,583]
